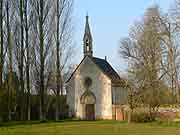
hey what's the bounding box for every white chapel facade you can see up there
[66,16,127,120]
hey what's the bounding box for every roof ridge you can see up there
[92,57,121,83]
[93,56,106,61]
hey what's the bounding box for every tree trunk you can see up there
[39,0,45,121]
[175,73,179,102]
[0,0,3,87]
[6,1,13,121]
[128,108,132,123]
[25,0,31,121]
[55,0,60,121]
[55,94,60,121]
[20,0,25,121]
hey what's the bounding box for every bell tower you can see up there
[83,15,93,57]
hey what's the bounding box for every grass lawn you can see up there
[0,120,180,135]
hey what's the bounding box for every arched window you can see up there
[84,77,92,89]
[86,39,90,51]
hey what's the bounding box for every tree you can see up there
[0,0,74,121]
[5,0,15,121]
[19,0,25,121]
[120,5,170,120]
[163,0,180,102]
[55,0,61,121]
[123,78,139,123]
[30,0,55,121]
[24,0,31,121]
[39,0,45,121]
[55,0,73,121]
[0,0,4,88]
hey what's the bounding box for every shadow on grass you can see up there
[0,119,115,128]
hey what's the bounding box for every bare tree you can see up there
[24,0,31,120]
[30,0,55,121]
[39,0,45,121]
[5,0,14,121]
[19,0,25,120]
[54,0,73,121]
[157,16,180,102]
[55,0,61,121]
[0,0,4,88]
[0,0,74,121]
[162,0,180,102]
[120,5,169,120]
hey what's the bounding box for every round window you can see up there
[84,77,92,88]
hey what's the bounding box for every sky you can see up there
[73,0,172,73]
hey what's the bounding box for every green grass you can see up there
[0,120,180,135]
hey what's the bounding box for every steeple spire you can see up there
[83,15,93,57]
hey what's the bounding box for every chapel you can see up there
[66,16,127,120]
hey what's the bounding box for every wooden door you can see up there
[85,104,95,120]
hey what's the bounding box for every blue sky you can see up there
[74,0,172,73]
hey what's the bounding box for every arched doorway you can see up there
[85,104,95,120]
[80,90,96,120]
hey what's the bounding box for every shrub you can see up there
[132,112,154,123]
[0,112,8,122]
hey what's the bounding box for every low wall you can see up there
[157,107,180,120]
[112,105,124,121]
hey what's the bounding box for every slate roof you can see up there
[66,56,122,84]
[92,57,121,84]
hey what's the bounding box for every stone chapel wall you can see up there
[71,57,113,119]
